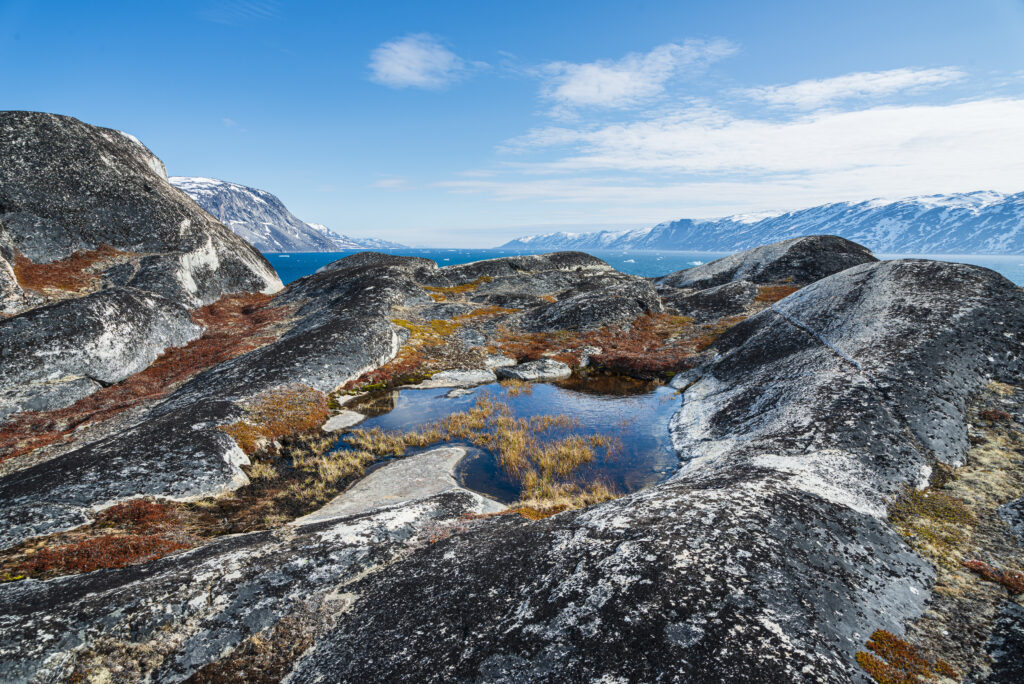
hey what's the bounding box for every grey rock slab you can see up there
[671,258,1024,515]
[0,490,493,683]
[0,400,249,550]
[519,279,663,332]
[484,354,517,369]
[411,368,497,389]
[662,279,759,321]
[321,411,366,432]
[985,601,1024,683]
[286,472,933,683]
[294,446,505,525]
[0,287,201,420]
[998,496,1024,544]
[496,359,572,381]
[657,235,877,290]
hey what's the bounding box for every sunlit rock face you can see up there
[0,111,281,310]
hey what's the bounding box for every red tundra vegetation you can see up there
[3,498,191,580]
[963,559,1024,594]
[11,244,127,292]
[855,629,957,684]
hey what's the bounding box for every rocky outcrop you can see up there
[0,112,284,426]
[0,111,281,310]
[0,288,201,420]
[0,400,247,549]
[273,258,1022,683]
[0,248,666,546]
[0,491,496,683]
[662,279,758,321]
[656,235,877,290]
[496,359,572,382]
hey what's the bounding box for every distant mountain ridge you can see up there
[500,191,1024,254]
[170,177,405,253]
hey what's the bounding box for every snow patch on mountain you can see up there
[171,177,405,253]
[500,191,1024,254]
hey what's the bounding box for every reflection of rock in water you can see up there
[347,390,399,417]
[555,370,659,396]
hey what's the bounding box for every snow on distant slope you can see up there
[500,191,1024,254]
[171,177,405,252]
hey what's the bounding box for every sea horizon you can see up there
[266,247,1024,286]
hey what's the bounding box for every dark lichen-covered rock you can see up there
[0,490,497,683]
[998,496,1024,545]
[661,279,758,321]
[422,251,610,286]
[285,471,932,684]
[0,111,281,309]
[1,224,1022,683]
[984,601,1024,683]
[656,235,877,290]
[674,260,1024,512]
[278,258,1021,682]
[0,288,201,420]
[0,400,247,548]
[518,279,663,332]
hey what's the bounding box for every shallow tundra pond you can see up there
[336,377,682,504]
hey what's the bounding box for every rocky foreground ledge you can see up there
[1,113,1023,683]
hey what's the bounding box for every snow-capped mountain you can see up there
[170,177,405,252]
[500,191,1024,254]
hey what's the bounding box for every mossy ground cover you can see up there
[856,382,1024,682]
[420,275,493,301]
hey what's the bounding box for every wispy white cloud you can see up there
[221,117,237,127]
[540,40,736,110]
[369,34,479,89]
[441,97,1024,218]
[740,66,965,109]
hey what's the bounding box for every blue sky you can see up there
[3,0,1024,246]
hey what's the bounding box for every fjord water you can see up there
[334,380,682,504]
[269,249,1024,285]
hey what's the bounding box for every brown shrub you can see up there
[754,284,800,304]
[963,559,1024,594]
[979,408,1012,422]
[491,313,746,377]
[96,499,178,530]
[12,244,127,292]
[14,535,189,578]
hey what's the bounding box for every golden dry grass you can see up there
[342,393,620,516]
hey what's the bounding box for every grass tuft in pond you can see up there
[341,392,623,517]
